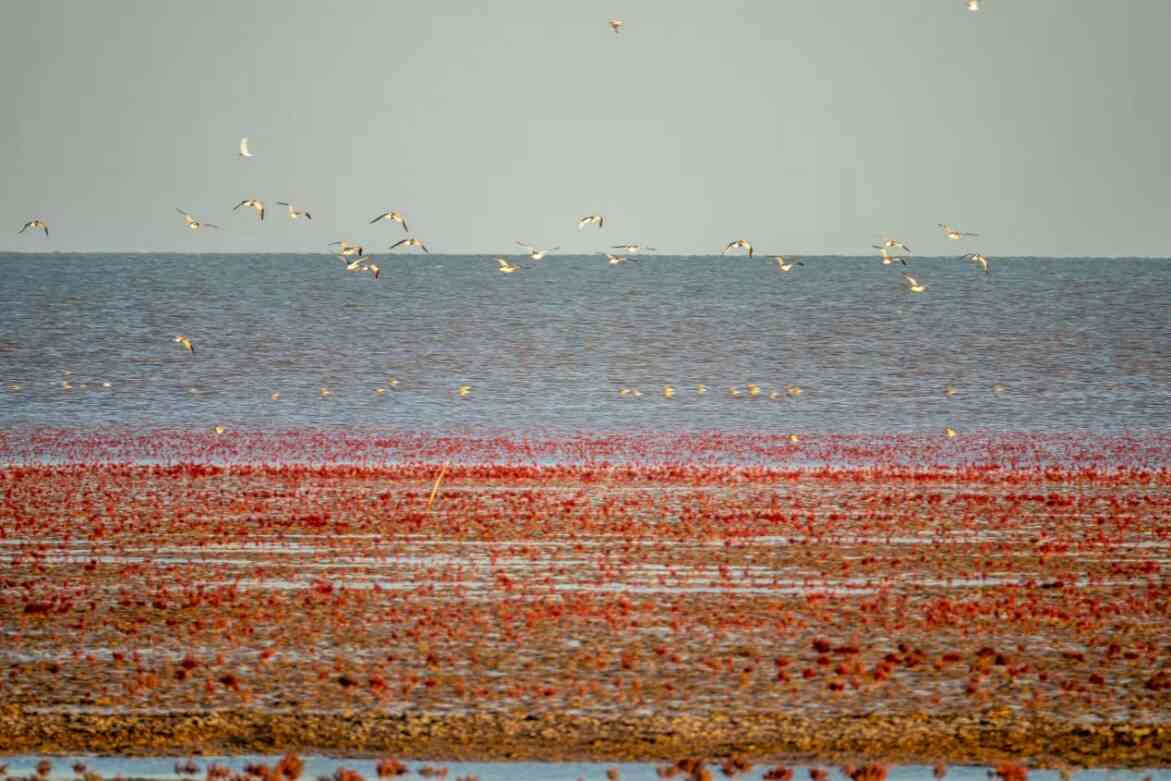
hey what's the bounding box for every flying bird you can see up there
[174,335,195,354]
[495,257,519,273]
[875,238,912,253]
[369,210,409,231]
[389,238,429,253]
[774,256,804,271]
[458,384,472,397]
[19,219,48,237]
[611,243,656,254]
[234,199,265,220]
[967,0,980,10]
[239,137,253,158]
[939,223,979,240]
[722,239,754,257]
[785,384,803,398]
[944,385,958,397]
[873,246,909,266]
[609,18,624,34]
[577,214,604,230]
[276,202,312,220]
[962,252,990,273]
[516,242,558,260]
[696,384,707,394]
[177,209,219,231]
[902,272,928,293]
[329,241,364,257]
[945,427,958,439]
[607,254,630,265]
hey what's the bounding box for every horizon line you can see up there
[1,251,1169,260]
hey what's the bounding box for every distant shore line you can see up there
[2,709,1168,767]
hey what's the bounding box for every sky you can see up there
[1,0,1168,257]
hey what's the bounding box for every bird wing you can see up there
[369,212,389,224]
[419,242,430,253]
[389,239,409,250]
[233,201,246,211]
[516,241,535,250]
[203,223,221,229]
[19,222,30,234]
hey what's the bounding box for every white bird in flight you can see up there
[611,243,655,254]
[329,240,364,257]
[902,272,928,293]
[369,211,409,231]
[19,219,49,237]
[939,223,979,240]
[873,246,909,266]
[176,209,219,231]
[577,214,604,230]
[875,238,912,254]
[962,253,990,273]
[276,202,312,220]
[234,199,265,220]
[390,237,429,253]
[722,239,754,257]
[774,256,804,272]
[239,137,253,158]
[967,0,980,11]
[607,254,630,265]
[174,335,195,354]
[609,18,624,34]
[495,257,519,273]
[516,242,558,260]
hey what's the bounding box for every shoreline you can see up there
[1,709,1169,767]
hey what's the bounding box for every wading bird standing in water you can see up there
[19,219,48,237]
[722,239,754,257]
[369,211,409,231]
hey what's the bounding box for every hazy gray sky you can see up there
[1,1,1167,256]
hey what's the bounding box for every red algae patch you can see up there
[0,433,1169,764]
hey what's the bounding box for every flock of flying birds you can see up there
[13,3,995,435]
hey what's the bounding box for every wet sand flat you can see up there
[1,437,1169,765]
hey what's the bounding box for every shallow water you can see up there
[1,758,1167,781]
[1,254,1169,435]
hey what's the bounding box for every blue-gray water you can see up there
[1,254,1168,434]
[0,758,1166,781]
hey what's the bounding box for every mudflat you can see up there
[2,439,1169,765]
